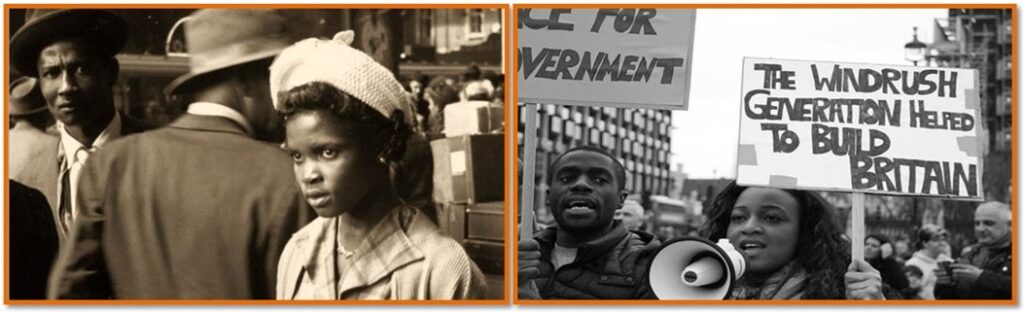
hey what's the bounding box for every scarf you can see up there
[730,260,808,300]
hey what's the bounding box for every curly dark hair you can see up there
[699,181,849,299]
[276,81,412,163]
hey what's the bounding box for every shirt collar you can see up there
[59,112,122,165]
[186,102,253,135]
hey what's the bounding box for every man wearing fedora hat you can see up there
[9,77,58,201]
[48,9,313,299]
[10,9,154,244]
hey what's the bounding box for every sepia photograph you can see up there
[5,5,507,303]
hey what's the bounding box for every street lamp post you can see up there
[904,26,928,66]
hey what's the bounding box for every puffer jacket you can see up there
[531,222,661,299]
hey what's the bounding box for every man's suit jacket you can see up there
[8,180,58,300]
[9,112,151,243]
[47,114,315,299]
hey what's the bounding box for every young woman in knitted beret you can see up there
[271,31,486,300]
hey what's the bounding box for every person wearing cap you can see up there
[9,9,153,243]
[904,224,953,300]
[9,77,58,205]
[935,201,1012,299]
[47,9,314,299]
[8,77,54,133]
[272,31,486,300]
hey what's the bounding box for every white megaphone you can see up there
[649,236,747,299]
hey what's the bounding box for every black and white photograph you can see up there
[516,7,1014,302]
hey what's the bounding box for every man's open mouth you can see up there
[564,199,596,214]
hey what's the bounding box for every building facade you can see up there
[518,103,674,225]
[8,9,502,126]
[931,8,1012,201]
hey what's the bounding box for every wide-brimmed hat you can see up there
[164,9,294,95]
[9,77,47,116]
[10,9,128,77]
[269,31,413,127]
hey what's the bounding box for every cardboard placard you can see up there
[737,57,983,200]
[517,9,696,110]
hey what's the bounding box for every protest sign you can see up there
[736,57,983,200]
[517,9,696,110]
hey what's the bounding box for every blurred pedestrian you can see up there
[614,199,645,231]
[423,78,458,140]
[10,9,153,244]
[904,224,953,299]
[271,31,485,300]
[700,181,886,300]
[8,77,58,208]
[935,201,1011,299]
[902,265,924,300]
[865,234,909,294]
[48,9,313,299]
[460,79,494,102]
[462,64,482,83]
[892,236,912,263]
[405,75,429,126]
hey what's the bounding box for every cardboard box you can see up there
[435,201,504,274]
[464,239,504,274]
[443,101,504,137]
[466,202,503,242]
[432,134,504,204]
[436,202,466,242]
[430,139,454,203]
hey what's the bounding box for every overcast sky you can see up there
[670,8,949,178]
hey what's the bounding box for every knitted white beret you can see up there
[269,31,412,126]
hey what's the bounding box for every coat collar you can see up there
[56,112,122,169]
[296,205,428,298]
[535,221,629,264]
[167,113,248,136]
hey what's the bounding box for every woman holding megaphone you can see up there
[698,181,889,300]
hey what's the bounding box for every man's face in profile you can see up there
[547,150,624,236]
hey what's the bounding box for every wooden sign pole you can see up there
[851,192,865,262]
[519,103,539,242]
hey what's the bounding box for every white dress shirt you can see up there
[58,113,122,231]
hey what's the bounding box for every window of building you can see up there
[465,9,485,39]
[419,10,433,45]
[549,115,563,139]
